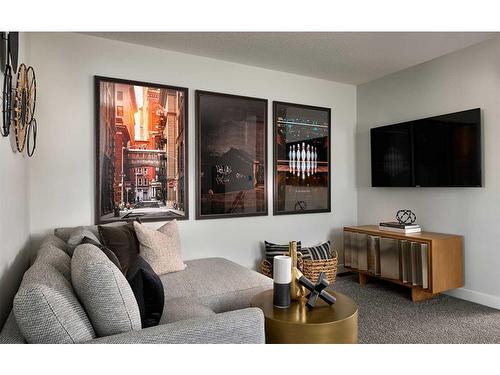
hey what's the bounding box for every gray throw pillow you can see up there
[36,244,72,280]
[67,226,101,255]
[13,262,96,344]
[41,234,71,255]
[71,243,142,337]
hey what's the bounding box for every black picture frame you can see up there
[195,90,268,220]
[94,76,189,224]
[273,101,331,215]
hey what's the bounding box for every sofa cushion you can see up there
[54,221,126,243]
[36,244,71,281]
[134,220,186,275]
[13,262,96,344]
[67,226,101,255]
[160,258,272,313]
[98,222,139,274]
[126,255,164,328]
[71,243,141,337]
[41,234,70,255]
[0,311,26,344]
[160,298,216,324]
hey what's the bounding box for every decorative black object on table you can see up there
[396,209,416,225]
[298,272,336,310]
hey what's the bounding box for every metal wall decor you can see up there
[0,32,7,74]
[1,64,12,137]
[7,32,18,73]
[14,63,37,155]
[1,32,13,137]
[1,31,38,157]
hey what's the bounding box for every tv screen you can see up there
[371,122,413,187]
[371,108,482,187]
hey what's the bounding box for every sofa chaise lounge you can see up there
[0,225,272,344]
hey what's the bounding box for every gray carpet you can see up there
[332,273,500,344]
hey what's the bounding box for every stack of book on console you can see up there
[379,222,421,234]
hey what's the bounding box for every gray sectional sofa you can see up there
[0,225,273,344]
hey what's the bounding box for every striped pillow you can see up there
[304,241,332,260]
[265,241,310,260]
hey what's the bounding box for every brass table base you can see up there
[251,289,358,344]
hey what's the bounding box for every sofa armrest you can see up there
[86,308,265,344]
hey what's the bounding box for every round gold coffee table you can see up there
[251,289,358,344]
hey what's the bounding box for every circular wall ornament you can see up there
[14,63,36,152]
[26,118,37,157]
[1,64,12,137]
[0,32,7,74]
[7,32,18,73]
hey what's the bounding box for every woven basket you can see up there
[261,250,338,284]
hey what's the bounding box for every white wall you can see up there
[357,37,500,308]
[26,32,357,270]
[0,33,31,325]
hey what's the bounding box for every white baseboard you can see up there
[445,288,500,310]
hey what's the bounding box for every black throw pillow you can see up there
[126,255,165,328]
[98,222,139,274]
[81,236,122,270]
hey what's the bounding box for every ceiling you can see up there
[87,32,497,85]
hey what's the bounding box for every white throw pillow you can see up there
[133,220,187,275]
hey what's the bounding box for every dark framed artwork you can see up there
[273,101,331,215]
[94,76,188,223]
[196,90,268,219]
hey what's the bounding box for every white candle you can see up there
[273,256,292,284]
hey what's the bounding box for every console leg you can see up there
[358,273,367,287]
[411,288,436,302]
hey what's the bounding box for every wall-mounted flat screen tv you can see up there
[371,108,482,187]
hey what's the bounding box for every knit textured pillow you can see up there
[81,236,122,271]
[133,220,187,275]
[13,262,96,344]
[71,243,142,337]
[36,244,72,281]
[40,234,71,255]
[67,226,101,255]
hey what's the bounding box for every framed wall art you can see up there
[196,90,268,219]
[273,101,331,215]
[95,76,188,223]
